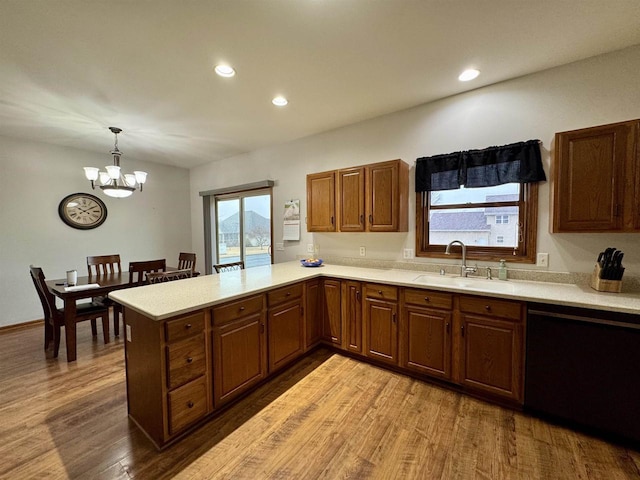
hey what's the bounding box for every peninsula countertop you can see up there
[108,261,640,321]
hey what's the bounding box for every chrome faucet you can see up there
[445,240,478,277]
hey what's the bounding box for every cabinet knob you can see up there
[185,323,192,329]
[485,305,491,311]
[187,401,194,408]
[369,214,373,223]
[186,357,193,364]
[239,306,245,311]
[360,214,364,224]
[446,322,450,334]
[378,290,383,295]
[286,292,291,296]
[424,297,430,302]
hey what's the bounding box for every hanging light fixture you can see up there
[83,127,147,198]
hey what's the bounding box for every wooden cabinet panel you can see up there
[212,294,264,325]
[404,288,453,310]
[167,376,208,435]
[307,171,336,232]
[322,279,342,346]
[165,312,205,343]
[367,161,399,231]
[403,306,451,380]
[213,313,266,407]
[459,314,523,403]
[553,120,639,232]
[364,283,398,301]
[268,300,304,372]
[338,167,366,232]
[344,281,362,353]
[268,283,303,307]
[365,298,398,365]
[459,296,522,322]
[166,334,206,390]
[305,280,322,349]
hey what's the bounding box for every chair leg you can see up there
[113,305,121,336]
[44,318,52,350]
[53,325,61,358]
[91,319,97,336]
[101,315,110,344]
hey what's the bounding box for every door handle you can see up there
[461,325,465,337]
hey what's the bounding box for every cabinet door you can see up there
[305,280,322,349]
[403,306,451,380]
[338,167,365,232]
[268,300,304,372]
[343,281,362,354]
[459,314,523,403]
[553,121,635,232]
[322,279,342,346]
[366,160,408,232]
[364,297,398,365]
[213,313,266,408]
[306,171,336,232]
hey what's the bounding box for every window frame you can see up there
[415,182,538,263]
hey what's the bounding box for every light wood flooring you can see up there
[1,321,639,480]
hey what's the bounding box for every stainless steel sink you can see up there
[412,274,516,293]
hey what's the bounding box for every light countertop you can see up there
[109,261,640,321]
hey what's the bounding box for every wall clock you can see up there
[58,193,108,230]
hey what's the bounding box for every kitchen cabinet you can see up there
[306,159,409,233]
[304,279,323,349]
[343,280,363,354]
[125,309,213,448]
[267,283,305,372]
[306,171,336,232]
[364,283,398,365]
[322,278,342,346]
[552,119,640,232]
[458,295,525,403]
[401,289,453,381]
[212,294,266,408]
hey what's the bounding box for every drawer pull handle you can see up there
[485,305,491,311]
[186,357,193,364]
[187,401,194,409]
[185,323,192,329]
[424,297,430,302]
[446,322,450,334]
[286,292,291,296]
[239,306,245,311]
[378,290,383,295]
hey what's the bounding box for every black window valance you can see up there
[415,139,546,192]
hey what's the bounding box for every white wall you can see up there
[0,136,191,327]
[190,45,640,278]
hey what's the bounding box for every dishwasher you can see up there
[525,303,640,443]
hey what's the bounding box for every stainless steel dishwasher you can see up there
[525,303,640,444]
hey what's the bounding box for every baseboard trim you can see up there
[0,319,44,334]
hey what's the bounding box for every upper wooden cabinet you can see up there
[552,119,640,232]
[307,159,409,232]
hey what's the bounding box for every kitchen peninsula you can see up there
[110,262,640,449]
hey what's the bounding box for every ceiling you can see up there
[1,1,640,169]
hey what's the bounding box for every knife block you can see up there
[590,264,622,293]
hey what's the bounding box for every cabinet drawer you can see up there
[404,289,452,310]
[365,283,398,301]
[166,335,206,390]
[165,312,205,343]
[168,376,208,435]
[268,283,303,307]
[213,294,264,326]
[459,295,522,321]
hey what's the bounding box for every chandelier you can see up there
[83,127,147,198]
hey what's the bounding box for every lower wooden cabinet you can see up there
[212,294,267,407]
[268,283,305,372]
[305,280,323,349]
[322,278,342,346]
[364,284,398,365]
[343,281,362,353]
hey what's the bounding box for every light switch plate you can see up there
[307,244,315,254]
[537,253,549,267]
[275,243,284,251]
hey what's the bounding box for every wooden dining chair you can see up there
[29,266,110,358]
[87,254,123,336]
[146,268,193,284]
[178,252,196,274]
[128,259,167,286]
[213,261,245,273]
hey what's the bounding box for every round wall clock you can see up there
[58,193,108,230]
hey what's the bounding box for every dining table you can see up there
[46,268,197,362]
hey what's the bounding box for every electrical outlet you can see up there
[537,253,549,267]
[275,243,284,251]
[403,248,414,259]
[359,246,366,257]
[307,244,315,254]
[126,324,132,342]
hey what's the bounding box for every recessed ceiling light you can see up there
[214,64,236,77]
[458,69,480,82]
[272,96,288,107]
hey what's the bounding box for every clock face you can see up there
[58,193,108,230]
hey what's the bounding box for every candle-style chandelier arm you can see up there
[83,127,148,198]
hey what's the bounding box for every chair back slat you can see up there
[87,254,122,276]
[29,266,58,322]
[146,268,193,284]
[213,261,245,273]
[128,259,167,286]
[178,252,196,273]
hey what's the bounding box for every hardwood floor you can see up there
[1,321,639,480]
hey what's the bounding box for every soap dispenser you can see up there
[498,259,508,280]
